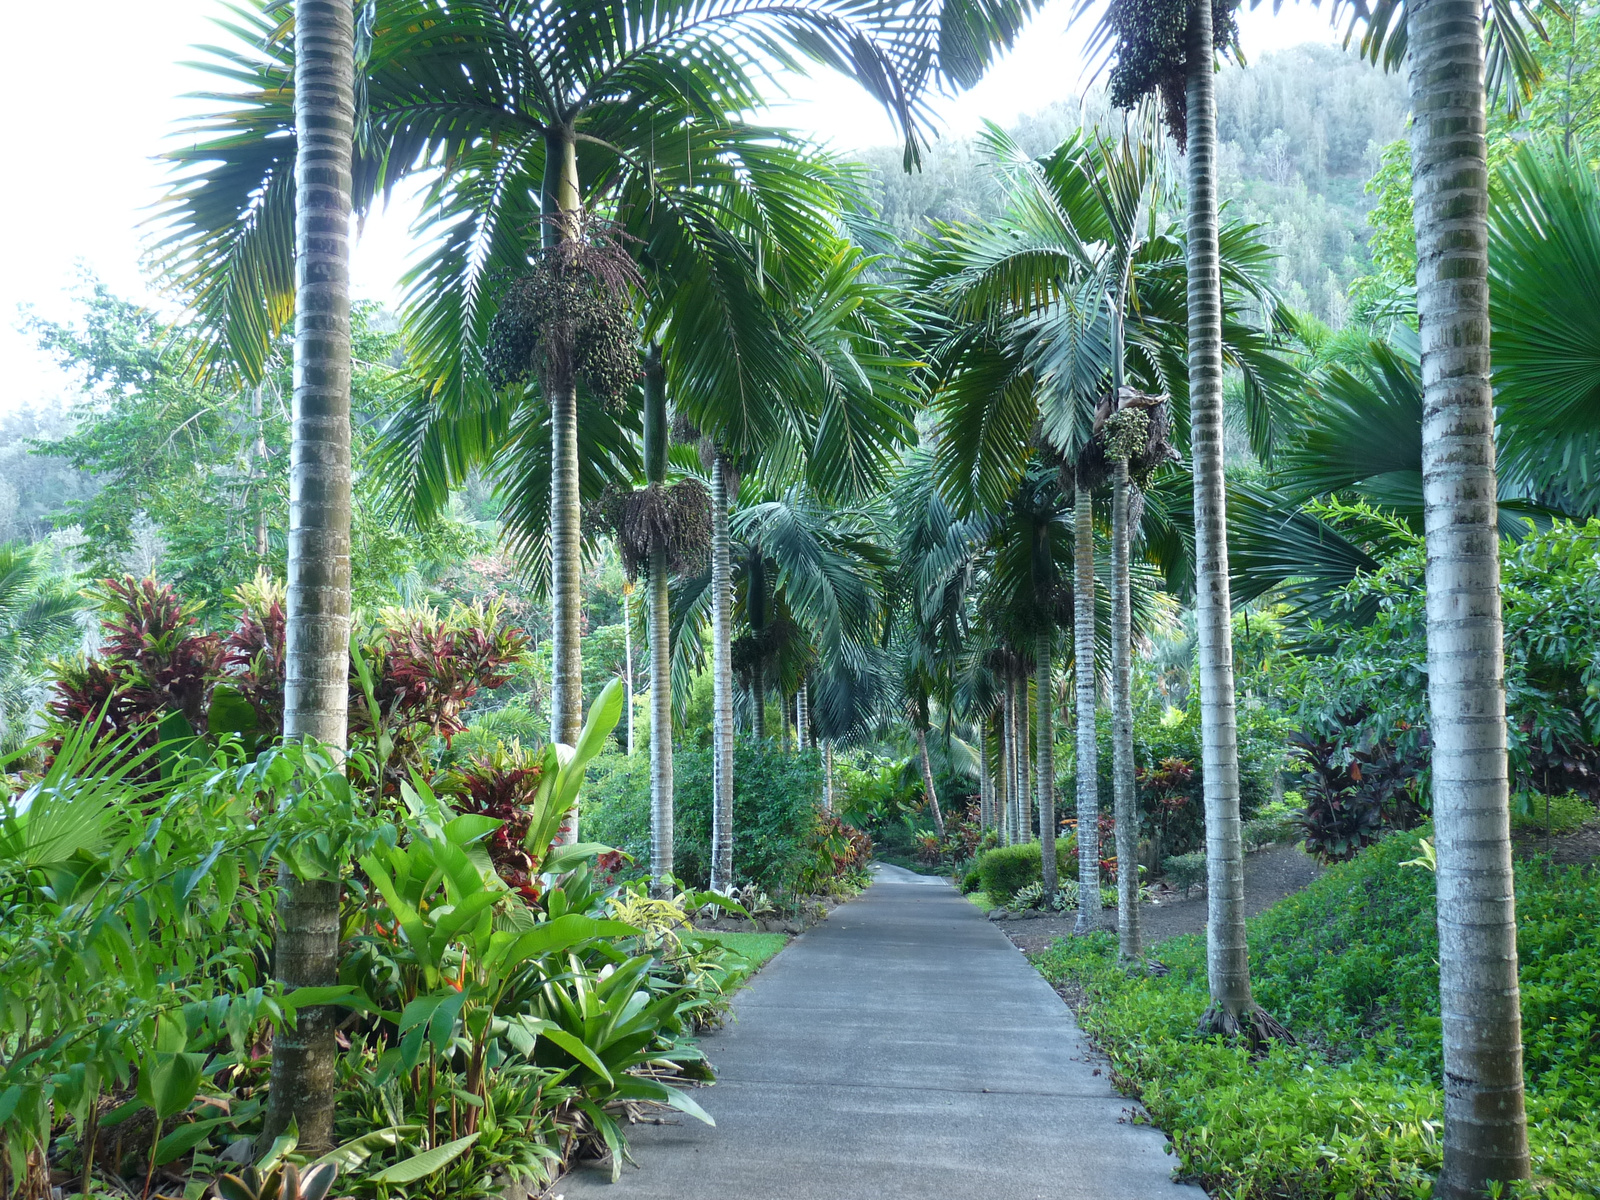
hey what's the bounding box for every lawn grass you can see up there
[965,889,997,912]
[688,930,789,970]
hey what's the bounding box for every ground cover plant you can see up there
[1032,829,1600,1199]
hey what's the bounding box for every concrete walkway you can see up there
[557,864,1205,1199]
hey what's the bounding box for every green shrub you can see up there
[1242,796,1302,850]
[976,841,1073,903]
[1161,851,1207,894]
[960,867,982,894]
[1031,828,1600,1199]
[1512,791,1595,836]
[583,737,828,895]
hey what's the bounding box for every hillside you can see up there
[855,43,1409,326]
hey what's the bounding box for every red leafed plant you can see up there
[50,576,221,753]
[441,742,546,899]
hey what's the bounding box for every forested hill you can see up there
[855,43,1408,327]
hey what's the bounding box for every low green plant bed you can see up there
[1512,790,1596,836]
[1031,828,1600,1200]
[687,930,789,972]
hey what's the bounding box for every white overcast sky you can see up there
[3,0,1349,417]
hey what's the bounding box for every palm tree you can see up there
[263,0,356,1153]
[160,0,1039,805]
[914,121,1293,945]
[0,542,81,754]
[1081,0,1301,1040]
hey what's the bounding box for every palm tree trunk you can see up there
[980,723,993,832]
[1021,683,1033,840]
[1112,457,1141,962]
[997,705,1011,844]
[824,740,835,811]
[545,124,584,841]
[1186,0,1276,1040]
[751,659,767,741]
[1036,631,1057,895]
[709,455,735,893]
[916,723,946,838]
[797,683,810,751]
[648,543,673,896]
[643,347,672,896]
[1408,1,1528,1189]
[1011,680,1025,844]
[1073,483,1099,934]
[264,0,354,1154]
[623,584,635,757]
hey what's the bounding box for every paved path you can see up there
[557,864,1205,1200]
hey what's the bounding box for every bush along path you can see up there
[557,863,1203,1199]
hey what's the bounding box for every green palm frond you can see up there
[1490,138,1600,509]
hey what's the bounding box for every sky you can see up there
[2,0,1350,419]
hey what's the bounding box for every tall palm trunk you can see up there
[1011,681,1024,838]
[751,660,767,740]
[623,583,635,756]
[915,713,947,839]
[1110,307,1141,961]
[643,348,673,896]
[545,125,584,842]
[1073,483,1099,934]
[979,722,993,831]
[823,740,835,813]
[264,0,354,1153]
[1036,631,1057,894]
[1408,1,1528,1189]
[1112,456,1140,961]
[1022,682,1034,838]
[1186,0,1275,1039]
[709,455,735,892]
[997,705,1012,844]
[796,683,810,750]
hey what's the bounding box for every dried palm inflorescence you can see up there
[485,216,643,409]
[1068,386,1179,525]
[597,480,713,580]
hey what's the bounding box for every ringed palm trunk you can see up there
[643,348,673,896]
[623,582,635,757]
[1112,456,1141,961]
[264,0,354,1152]
[1110,306,1142,961]
[1408,1,1529,1189]
[796,684,809,750]
[915,716,947,839]
[823,740,834,813]
[1073,483,1099,934]
[709,456,735,893]
[751,660,767,740]
[1036,631,1057,895]
[648,544,673,895]
[992,704,1004,844]
[1186,0,1279,1040]
[545,124,584,841]
[979,722,993,831]
[1022,682,1034,838]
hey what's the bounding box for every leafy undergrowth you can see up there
[686,930,789,972]
[1031,828,1600,1200]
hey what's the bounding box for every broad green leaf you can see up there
[540,1028,614,1084]
[366,1132,480,1184]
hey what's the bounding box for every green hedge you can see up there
[582,737,825,894]
[976,841,1074,903]
[1031,829,1600,1199]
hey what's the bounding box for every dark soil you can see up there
[1513,818,1600,867]
[1000,844,1326,956]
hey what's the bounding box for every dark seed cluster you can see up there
[485,226,643,410]
[595,479,713,580]
[1105,0,1239,148]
